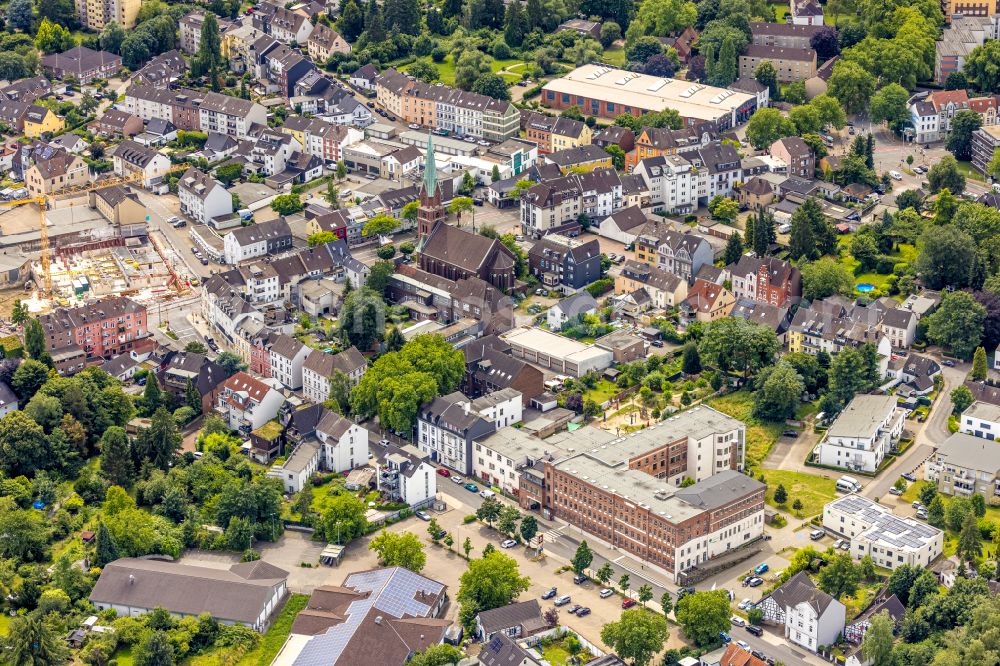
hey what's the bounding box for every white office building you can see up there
[823,494,943,570]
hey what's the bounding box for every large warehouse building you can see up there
[541,64,760,129]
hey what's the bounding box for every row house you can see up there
[157,351,228,415]
[123,85,267,138]
[199,91,268,138]
[178,167,233,225]
[625,124,718,172]
[216,371,285,434]
[520,167,621,237]
[374,68,520,141]
[909,89,999,144]
[416,391,501,476]
[521,111,592,154]
[260,44,317,99]
[110,140,172,189]
[614,260,689,315]
[301,346,367,404]
[266,333,311,390]
[224,217,294,264]
[786,297,893,364]
[633,221,714,281]
[258,5,314,44]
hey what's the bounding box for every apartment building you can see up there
[199,93,268,138]
[474,427,569,496]
[111,140,172,188]
[224,218,293,264]
[615,260,689,310]
[267,334,310,390]
[926,432,1000,497]
[23,105,63,139]
[300,346,366,404]
[527,234,602,290]
[522,111,592,154]
[739,46,817,82]
[307,24,351,63]
[215,372,285,433]
[520,168,622,237]
[634,222,714,281]
[38,296,149,360]
[76,0,140,28]
[770,137,815,179]
[25,146,88,198]
[934,16,1000,84]
[972,125,1000,175]
[750,22,823,49]
[909,89,999,144]
[123,86,267,138]
[375,442,437,507]
[815,395,905,473]
[823,494,943,569]
[179,11,212,54]
[178,167,233,225]
[41,46,122,82]
[416,391,498,476]
[624,125,716,172]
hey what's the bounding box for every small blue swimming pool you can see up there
[856,283,875,292]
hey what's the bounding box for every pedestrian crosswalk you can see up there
[540,526,567,547]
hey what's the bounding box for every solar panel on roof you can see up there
[489,636,505,652]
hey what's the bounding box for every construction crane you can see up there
[0,163,192,295]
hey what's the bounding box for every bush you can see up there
[464,514,477,524]
[586,278,614,297]
[875,256,896,274]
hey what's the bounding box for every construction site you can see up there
[0,184,194,316]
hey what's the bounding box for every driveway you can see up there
[762,428,820,474]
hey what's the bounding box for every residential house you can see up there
[76,0,141,29]
[632,154,699,215]
[301,346,366,404]
[770,137,815,179]
[94,109,144,139]
[475,600,547,642]
[41,46,121,82]
[556,18,601,38]
[224,217,293,264]
[790,0,824,25]
[681,278,735,322]
[731,299,793,343]
[307,24,351,63]
[157,351,228,415]
[960,401,1000,440]
[878,307,917,350]
[843,594,906,646]
[522,111,592,154]
[265,6,314,44]
[478,634,542,666]
[751,22,823,49]
[38,296,149,362]
[198,92,268,138]
[546,291,598,331]
[267,333,310,390]
[23,105,63,138]
[527,234,602,291]
[0,382,19,417]
[730,255,802,306]
[624,124,716,172]
[375,442,437,507]
[926,431,1000,496]
[462,336,545,405]
[111,140,172,189]
[592,125,635,153]
[89,185,147,226]
[178,167,234,225]
[132,50,187,88]
[634,221,714,281]
[135,119,179,148]
[216,371,285,433]
[737,176,776,209]
[25,146,88,198]
[179,11,214,53]
[887,353,940,396]
[823,494,943,569]
[543,144,612,173]
[661,26,699,62]
[90,559,288,632]
[615,260,689,312]
[758,572,845,651]
[815,395,905,473]
[272,567,448,666]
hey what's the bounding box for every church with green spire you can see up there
[417,132,445,240]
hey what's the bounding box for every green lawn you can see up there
[113,646,135,666]
[582,379,620,405]
[400,56,528,87]
[956,160,986,183]
[0,614,9,637]
[761,470,838,517]
[834,240,918,293]
[188,594,310,666]
[708,391,783,468]
[601,47,627,67]
[542,644,573,666]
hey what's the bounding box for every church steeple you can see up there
[422,132,438,197]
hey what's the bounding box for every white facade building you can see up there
[267,334,310,390]
[759,572,845,653]
[823,494,943,569]
[316,412,369,474]
[178,167,233,224]
[960,401,1000,441]
[816,395,905,473]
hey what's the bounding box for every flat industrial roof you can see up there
[542,64,756,121]
[501,327,613,364]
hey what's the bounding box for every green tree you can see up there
[675,590,730,647]
[34,18,75,54]
[754,364,804,422]
[698,317,779,377]
[216,351,247,376]
[925,291,986,358]
[477,496,502,526]
[773,484,788,504]
[369,530,427,572]
[818,553,861,599]
[5,612,69,666]
[363,214,397,237]
[454,50,492,91]
[606,145,626,170]
[571,541,594,575]
[870,83,910,129]
[958,512,982,562]
[225,516,254,551]
[862,611,895,666]
[986,149,1000,183]
[947,110,983,161]
[496,505,521,536]
[713,34,739,86]
[6,0,34,32]
[682,343,701,375]
[472,73,511,100]
[916,225,977,290]
[801,258,854,301]
[365,261,395,298]
[600,609,669,666]
[99,20,127,54]
[745,108,796,150]
[94,520,120,567]
[194,12,222,89]
[927,156,967,195]
[519,515,538,543]
[964,40,1000,93]
[407,644,464,666]
[928,494,946,528]
[320,493,368,544]
[270,193,304,216]
[448,197,474,227]
[24,318,51,367]
[660,591,673,616]
[134,629,174,666]
[638,584,653,605]
[596,562,614,586]
[754,60,779,101]
[457,550,530,629]
[973,346,989,381]
[339,287,386,351]
[133,407,182,471]
[723,232,744,265]
[308,231,339,247]
[100,426,134,487]
[618,573,630,595]
[828,60,876,114]
[708,195,739,223]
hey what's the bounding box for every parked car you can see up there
[810,529,825,540]
[736,640,750,651]
[738,599,753,610]
[782,430,797,437]
[408,123,419,129]
[942,359,955,367]
[554,595,571,606]
[839,541,850,551]
[902,472,917,482]
[746,625,764,637]
[731,616,746,627]
[754,563,769,575]
[622,598,637,609]
[916,508,928,520]
[568,605,581,615]
[542,587,557,600]
[451,475,464,484]
[748,577,763,587]
[573,574,587,584]
[600,588,613,598]
[912,501,922,509]
[576,607,591,617]
[436,468,450,477]
[889,487,903,496]
[464,483,479,492]
[720,632,732,644]
[415,511,430,521]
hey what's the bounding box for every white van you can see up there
[836,475,861,493]
[889,170,903,181]
[479,489,495,499]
